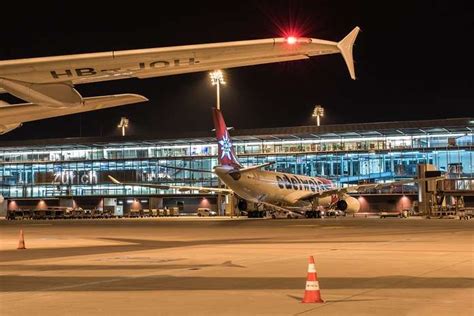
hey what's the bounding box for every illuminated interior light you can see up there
[0,133,471,157]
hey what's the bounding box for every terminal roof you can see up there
[0,117,472,150]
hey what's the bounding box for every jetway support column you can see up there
[230,193,235,218]
[417,164,440,216]
[217,178,224,216]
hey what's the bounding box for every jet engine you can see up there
[336,195,361,214]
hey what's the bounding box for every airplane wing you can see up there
[259,201,292,212]
[0,27,359,134]
[0,94,148,134]
[294,177,445,203]
[237,162,275,173]
[0,27,360,87]
[107,175,232,194]
[155,165,214,174]
[258,201,308,217]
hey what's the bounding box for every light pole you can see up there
[117,117,129,136]
[312,105,325,127]
[209,70,225,110]
[210,70,227,216]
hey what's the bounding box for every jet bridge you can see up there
[418,163,474,217]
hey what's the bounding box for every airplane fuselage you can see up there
[214,166,336,208]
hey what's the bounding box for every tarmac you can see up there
[0,217,473,315]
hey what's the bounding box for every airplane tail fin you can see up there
[212,108,242,168]
[337,26,361,80]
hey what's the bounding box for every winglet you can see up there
[337,26,361,80]
[108,175,121,184]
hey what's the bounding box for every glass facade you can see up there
[0,128,472,199]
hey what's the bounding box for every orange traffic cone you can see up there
[17,229,26,250]
[302,256,324,303]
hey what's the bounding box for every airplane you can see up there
[0,27,360,134]
[109,108,443,218]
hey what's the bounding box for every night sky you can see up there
[1,1,472,140]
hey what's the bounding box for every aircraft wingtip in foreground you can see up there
[0,27,360,134]
[108,107,444,218]
[338,26,361,80]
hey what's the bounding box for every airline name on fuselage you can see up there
[50,58,197,79]
[275,174,331,193]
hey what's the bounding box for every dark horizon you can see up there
[1,1,472,141]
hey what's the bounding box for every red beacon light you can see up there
[286,36,298,45]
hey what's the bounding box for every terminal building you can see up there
[0,117,473,216]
